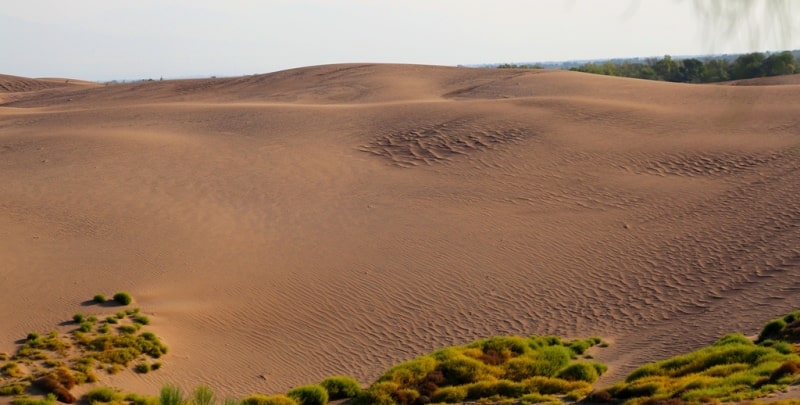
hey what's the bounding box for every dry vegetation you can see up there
[0,294,166,404]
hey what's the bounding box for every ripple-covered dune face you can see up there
[1,64,799,398]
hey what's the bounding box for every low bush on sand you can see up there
[0,298,167,405]
[319,375,361,399]
[286,384,328,405]
[604,311,800,404]
[113,292,133,306]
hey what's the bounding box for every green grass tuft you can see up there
[113,292,133,305]
[319,375,361,399]
[286,384,328,405]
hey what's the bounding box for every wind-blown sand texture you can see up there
[1,64,798,398]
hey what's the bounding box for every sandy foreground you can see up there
[1,64,798,399]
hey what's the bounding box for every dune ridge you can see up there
[1,64,798,398]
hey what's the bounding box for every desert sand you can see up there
[1,64,798,398]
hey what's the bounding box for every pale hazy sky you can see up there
[1,0,797,81]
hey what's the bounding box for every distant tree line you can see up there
[569,51,797,83]
[497,63,543,69]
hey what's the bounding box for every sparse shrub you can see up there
[53,366,77,389]
[569,340,591,355]
[113,292,133,306]
[93,294,107,304]
[715,333,753,346]
[160,385,185,405]
[592,362,609,375]
[438,356,491,385]
[378,356,437,386]
[132,315,150,325]
[151,362,162,371]
[503,357,543,381]
[1,362,23,378]
[72,314,84,323]
[783,311,800,324]
[759,319,787,342]
[116,312,126,319]
[429,386,467,403]
[105,316,118,324]
[519,392,559,404]
[242,394,298,405]
[287,384,328,405]
[78,321,93,333]
[557,362,600,383]
[0,383,26,396]
[193,385,215,405]
[347,391,388,405]
[125,393,159,405]
[134,362,150,373]
[118,325,137,334]
[86,387,123,403]
[320,376,361,399]
[522,375,589,394]
[464,379,526,400]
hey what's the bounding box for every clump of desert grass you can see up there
[600,310,800,405]
[0,295,167,404]
[348,335,607,404]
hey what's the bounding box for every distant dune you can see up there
[1,64,798,398]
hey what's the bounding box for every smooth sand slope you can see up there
[1,64,799,398]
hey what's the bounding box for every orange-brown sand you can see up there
[1,64,799,398]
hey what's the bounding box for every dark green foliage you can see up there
[497,63,543,69]
[286,385,328,405]
[606,311,800,403]
[556,362,600,383]
[124,393,159,405]
[715,333,753,346]
[571,52,798,83]
[134,362,150,373]
[242,394,298,405]
[113,292,133,305]
[118,325,138,334]
[11,395,56,405]
[319,376,361,399]
[193,384,215,405]
[363,335,605,404]
[72,314,84,323]
[160,385,184,405]
[132,315,150,325]
[429,386,467,403]
[783,311,800,324]
[93,294,107,304]
[86,387,123,403]
[759,318,787,342]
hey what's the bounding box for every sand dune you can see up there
[1,64,799,398]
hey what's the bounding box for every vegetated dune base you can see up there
[1,65,798,399]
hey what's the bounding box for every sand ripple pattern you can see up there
[361,120,528,167]
[628,151,785,177]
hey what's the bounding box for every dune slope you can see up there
[1,64,798,397]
